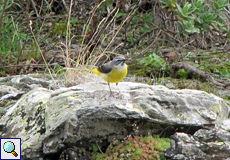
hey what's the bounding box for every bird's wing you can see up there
[97,62,112,73]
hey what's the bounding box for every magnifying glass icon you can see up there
[3,141,18,157]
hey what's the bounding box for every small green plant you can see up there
[160,0,177,11]
[160,0,230,36]
[90,145,107,160]
[52,64,65,74]
[220,68,230,76]
[53,20,67,35]
[227,60,230,66]
[92,135,170,160]
[140,53,166,69]
[127,11,155,43]
[70,18,79,27]
[134,53,168,78]
[177,69,188,79]
[0,69,5,76]
[52,18,79,36]
[89,145,99,153]
[0,15,33,73]
[0,17,30,54]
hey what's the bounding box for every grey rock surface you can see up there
[0,75,229,159]
[165,129,230,160]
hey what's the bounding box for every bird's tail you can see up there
[85,68,101,76]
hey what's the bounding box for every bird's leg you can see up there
[116,83,121,94]
[116,83,125,98]
[108,83,113,96]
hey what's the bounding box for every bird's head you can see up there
[112,57,127,67]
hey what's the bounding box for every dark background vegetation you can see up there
[1,0,230,159]
[1,0,230,98]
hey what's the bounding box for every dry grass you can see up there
[58,1,139,87]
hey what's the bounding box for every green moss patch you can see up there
[92,135,170,160]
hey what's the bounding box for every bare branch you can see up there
[172,62,230,87]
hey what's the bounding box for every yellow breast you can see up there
[93,64,127,83]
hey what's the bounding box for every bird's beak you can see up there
[122,59,127,65]
[124,58,130,63]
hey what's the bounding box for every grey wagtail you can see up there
[92,57,128,95]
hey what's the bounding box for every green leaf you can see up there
[218,22,227,30]
[220,69,230,76]
[193,0,204,8]
[202,12,217,23]
[196,18,203,24]
[92,145,98,152]
[144,23,150,29]
[182,2,192,14]
[214,0,230,10]
[176,3,184,15]
[184,20,200,33]
[185,26,200,33]
[192,63,200,68]
[177,69,188,79]
[144,13,153,22]
[140,28,146,34]
[127,33,134,43]
[214,2,219,9]
[141,54,166,69]
[199,66,205,70]
[116,12,125,18]
[176,3,195,20]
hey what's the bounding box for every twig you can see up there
[86,7,120,64]
[96,142,103,154]
[140,29,162,54]
[62,0,68,11]
[124,27,161,49]
[172,62,230,87]
[65,0,74,67]
[0,0,8,36]
[80,4,119,65]
[31,0,41,22]
[78,0,106,63]
[102,7,138,54]
[39,0,44,15]
[29,20,57,88]
[181,40,195,48]
[0,63,59,68]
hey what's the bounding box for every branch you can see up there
[172,62,230,87]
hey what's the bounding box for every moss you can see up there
[177,69,188,79]
[152,135,171,150]
[225,101,230,107]
[128,53,170,78]
[164,78,214,92]
[92,135,170,160]
[213,105,220,113]
[0,101,8,107]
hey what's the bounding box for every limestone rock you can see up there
[0,79,229,159]
[165,129,230,160]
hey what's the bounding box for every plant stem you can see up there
[0,0,8,36]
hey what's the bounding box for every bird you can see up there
[92,57,128,95]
